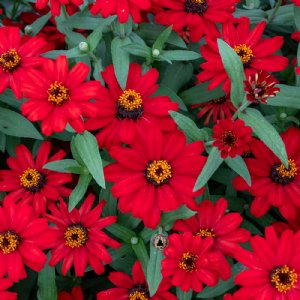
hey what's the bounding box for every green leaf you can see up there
[132,238,150,276]
[43,159,82,174]
[295,6,300,31]
[111,36,131,89]
[196,263,245,298]
[225,156,251,186]
[169,111,209,141]
[159,50,201,62]
[152,26,173,51]
[0,108,43,140]
[122,43,152,58]
[217,39,246,108]
[176,288,193,300]
[267,84,300,108]
[194,147,224,191]
[0,132,6,152]
[69,173,92,211]
[74,131,106,188]
[106,223,136,243]
[30,12,51,36]
[238,108,288,167]
[42,47,86,59]
[37,254,57,300]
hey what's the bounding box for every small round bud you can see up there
[280,113,287,119]
[151,233,168,250]
[131,236,139,245]
[152,49,160,57]
[24,25,32,35]
[78,42,89,53]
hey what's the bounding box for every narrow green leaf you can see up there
[111,36,131,89]
[30,12,51,36]
[225,156,251,186]
[62,15,108,30]
[106,223,136,243]
[43,159,82,174]
[132,238,150,276]
[122,43,152,58]
[0,132,6,152]
[42,47,86,59]
[74,131,106,188]
[69,173,92,211]
[0,89,24,109]
[238,108,288,167]
[194,147,224,191]
[267,84,300,108]
[217,39,246,108]
[160,50,201,61]
[295,6,300,31]
[0,108,43,140]
[176,287,193,300]
[152,26,173,51]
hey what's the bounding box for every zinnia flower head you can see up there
[173,198,250,257]
[104,125,206,228]
[47,194,120,276]
[0,26,51,98]
[36,0,83,16]
[0,141,72,215]
[153,0,237,42]
[212,118,252,158]
[161,232,231,292]
[197,17,288,93]
[0,278,17,300]
[58,286,84,300]
[244,70,280,104]
[85,63,178,149]
[234,226,300,299]
[233,127,300,220]
[21,55,100,136]
[90,0,152,24]
[97,260,177,300]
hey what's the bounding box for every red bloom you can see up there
[0,26,50,98]
[85,63,178,149]
[296,66,300,76]
[234,226,300,299]
[90,0,151,24]
[97,260,177,299]
[244,70,280,104]
[0,278,17,300]
[0,199,54,282]
[173,198,250,257]
[212,118,252,158]
[291,32,300,41]
[21,56,100,136]
[153,0,237,42]
[58,286,84,300]
[47,194,120,276]
[104,126,206,228]
[192,94,236,125]
[197,17,288,93]
[292,0,300,5]
[161,232,231,292]
[0,141,71,215]
[36,0,83,16]
[233,127,300,220]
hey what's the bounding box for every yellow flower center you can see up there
[129,291,149,300]
[0,48,21,72]
[145,160,172,186]
[178,251,198,272]
[197,228,216,238]
[64,225,87,248]
[47,81,70,105]
[233,44,254,64]
[276,159,297,179]
[20,168,41,189]
[0,231,19,254]
[118,89,143,111]
[191,0,205,3]
[271,265,297,293]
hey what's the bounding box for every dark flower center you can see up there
[211,96,227,105]
[270,159,297,185]
[47,81,70,105]
[64,225,88,248]
[233,44,253,66]
[178,251,198,272]
[197,228,216,238]
[222,131,237,147]
[0,48,21,72]
[19,168,46,192]
[0,231,20,254]
[145,160,172,187]
[117,89,143,120]
[128,283,150,300]
[270,265,297,293]
[184,0,208,16]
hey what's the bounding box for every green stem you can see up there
[233,101,251,119]
[267,0,282,24]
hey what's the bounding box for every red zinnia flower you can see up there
[161,232,231,292]
[292,0,300,5]
[36,0,83,16]
[197,17,288,93]
[0,199,55,282]
[0,141,71,215]
[58,286,84,300]
[85,63,178,149]
[47,194,120,276]
[153,0,237,42]
[90,0,151,24]
[233,226,300,299]
[0,278,17,300]
[296,66,300,76]
[97,260,177,299]
[21,56,100,136]
[291,32,300,41]
[192,94,236,125]
[173,198,250,257]
[233,127,300,220]
[244,70,280,104]
[104,126,206,228]
[0,26,50,99]
[212,118,252,158]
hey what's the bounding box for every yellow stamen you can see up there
[0,48,21,72]
[0,231,19,254]
[146,160,172,185]
[20,168,41,188]
[191,0,205,3]
[271,265,297,293]
[64,225,87,248]
[276,159,297,179]
[129,291,149,300]
[197,228,216,238]
[47,81,70,105]
[118,89,142,111]
[233,44,254,64]
[178,252,198,272]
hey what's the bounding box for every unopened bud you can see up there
[152,49,160,57]
[131,236,139,245]
[24,25,32,35]
[280,113,287,119]
[78,42,89,53]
